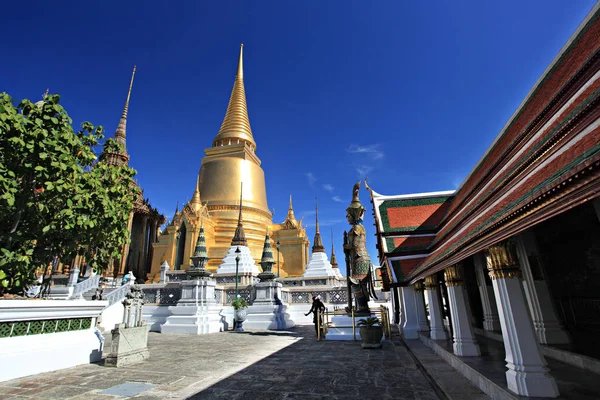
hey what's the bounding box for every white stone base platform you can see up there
[244,305,295,330]
[160,305,224,335]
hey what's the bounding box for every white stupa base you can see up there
[332,268,343,278]
[303,252,337,278]
[217,246,260,275]
[244,305,295,330]
[160,305,224,335]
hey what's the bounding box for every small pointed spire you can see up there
[283,194,297,226]
[212,45,255,149]
[175,201,179,215]
[190,174,202,212]
[231,182,248,246]
[42,88,49,99]
[237,43,244,80]
[312,197,325,253]
[330,229,339,268]
[114,65,136,146]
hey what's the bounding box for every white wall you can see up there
[0,300,106,382]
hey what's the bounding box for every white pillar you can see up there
[401,286,419,339]
[424,275,448,340]
[444,265,481,356]
[515,232,570,345]
[414,281,430,332]
[487,240,559,398]
[398,287,406,334]
[474,253,501,331]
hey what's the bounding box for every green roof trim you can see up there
[391,260,405,281]
[385,238,429,253]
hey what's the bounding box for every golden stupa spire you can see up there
[212,44,256,150]
[115,65,136,147]
[190,174,202,213]
[286,195,297,222]
[312,197,325,253]
[231,182,248,246]
[330,229,339,268]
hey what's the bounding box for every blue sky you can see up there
[2,1,596,272]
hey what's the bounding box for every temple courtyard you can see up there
[0,326,489,400]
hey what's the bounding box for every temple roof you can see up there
[212,44,256,150]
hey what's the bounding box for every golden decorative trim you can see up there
[414,280,425,292]
[424,275,437,290]
[206,204,273,219]
[444,265,464,286]
[485,240,521,280]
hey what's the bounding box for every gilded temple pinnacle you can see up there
[212,44,256,150]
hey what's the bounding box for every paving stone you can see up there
[0,325,492,399]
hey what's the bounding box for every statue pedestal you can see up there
[105,323,149,367]
[161,278,224,335]
[245,282,295,330]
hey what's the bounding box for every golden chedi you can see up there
[148,45,309,280]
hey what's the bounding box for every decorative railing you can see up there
[71,275,100,299]
[281,290,291,305]
[289,289,348,304]
[140,285,182,306]
[105,283,131,307]
[214,289,224,303]
[225,289,252,304]
[0,318,92,338]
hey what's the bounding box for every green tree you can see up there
[0,93,138,294]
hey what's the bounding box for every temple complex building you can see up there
[148,45,310,281]
[368,4,600,398]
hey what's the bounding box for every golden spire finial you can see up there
[190,174,202,212]
[213,45,255,150]
[231,182,248,246]
[237,43,244,80]
[312,197,325,253]
[330,229,339,268]
[285,194,297,223]
[114,65,136,146]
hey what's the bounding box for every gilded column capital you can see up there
[424,275,437,290]
[444,265,464,286]
[414,280,425,293]
[485,239,521,280]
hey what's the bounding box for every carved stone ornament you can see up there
[485,239,521,280]
[444,265,464,286]
[424,275,437,290]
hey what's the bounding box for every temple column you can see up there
[444,265,481,356]
[487,240,559,398]
[515,232,570,345]
[414,280,430,332]
[424,275,449,340]
[119,211,135,276]
[398,287,406,334]
[137,215,148,278]
[474,253,501,331]
[401,285,420,339]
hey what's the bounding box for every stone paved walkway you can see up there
[0,326,484,400]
